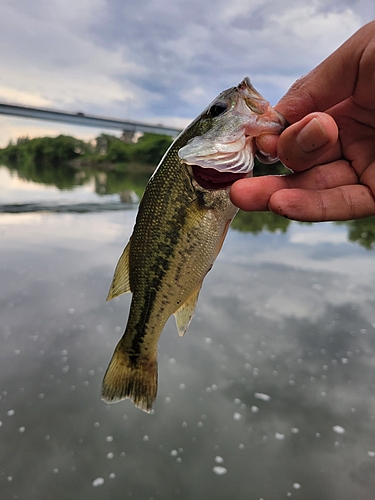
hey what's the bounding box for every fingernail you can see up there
[296,117,329,153]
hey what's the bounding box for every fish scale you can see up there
[101,77,286,412]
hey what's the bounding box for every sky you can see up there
[0,0,374,146]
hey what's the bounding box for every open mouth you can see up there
[191,165,247,190]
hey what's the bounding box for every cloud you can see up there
[0,0,373,144]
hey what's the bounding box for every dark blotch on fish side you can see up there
[192,165,247,190]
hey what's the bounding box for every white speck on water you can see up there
[7,410,15,416]
[93,422,100,428]
[204,337,212,344]
[38,393,45,399]
[291,428,299,434]
[332,425,345,434]
[197,421,203,428]
[18,426,25,433]
[106,436,114,442]
[143,435,149,442]
[169,358,176,365]
[289,380,295,386]
[68,308,75,315]
[211,384,217,391]
[215,456,224,463]
[62,365,70,373]
[170,449,178,457]
[367,451,375,457]
[234,398,241,405]
[92,477,105,487]
[182,421,187,428]
[251,406,259,413]
[7,476,12,482]
[165,396,171,403]
[53,468,59,473]
[275,432,285,440]
[106,452,114,459]
[14,349,20,355]
[176,457,182,463]
[341,358,349,364]
[321,392,327,397]
[254,393,271,402]
[233,412,242,421]
[179,383,186,390]
[109,473,116,479]
[239,443,245,449]
[213,466,227,475]
[293,483,301,489]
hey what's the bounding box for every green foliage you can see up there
[254,158,290,176]
[0,135,92,167]
[0,132,173,169]
[338,217,375,250]
[231,210,290,234]
[132,133,172,165]
[106,139,131,163]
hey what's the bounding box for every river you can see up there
[1,164,375,499]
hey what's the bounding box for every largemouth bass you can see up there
[102,77,285,412]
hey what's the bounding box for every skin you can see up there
[230,21,375,222]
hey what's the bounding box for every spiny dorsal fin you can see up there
[106,241,131,301]
[174,286,201,337]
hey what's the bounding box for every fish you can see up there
[102,77,286,412]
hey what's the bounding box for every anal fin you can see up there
[174,286,201,337]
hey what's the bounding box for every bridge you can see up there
[0,102,182,138]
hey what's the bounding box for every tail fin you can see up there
[101,345,158,413]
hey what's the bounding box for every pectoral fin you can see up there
[107,241,131,301]
[174,286,201,337]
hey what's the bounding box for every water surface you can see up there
[1,165,375,500]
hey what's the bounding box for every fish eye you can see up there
[209,101,228,117]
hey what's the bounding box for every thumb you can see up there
[276,113,340,172]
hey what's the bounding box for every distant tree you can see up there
[132,133,173,165]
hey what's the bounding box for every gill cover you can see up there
[178,77,285,173]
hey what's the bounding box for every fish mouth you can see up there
[178,77,287,186]
[191,165,248,190]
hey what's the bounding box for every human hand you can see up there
[230,21,375,222]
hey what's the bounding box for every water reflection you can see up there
[1,164,375,499]
[3,163,375,251]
